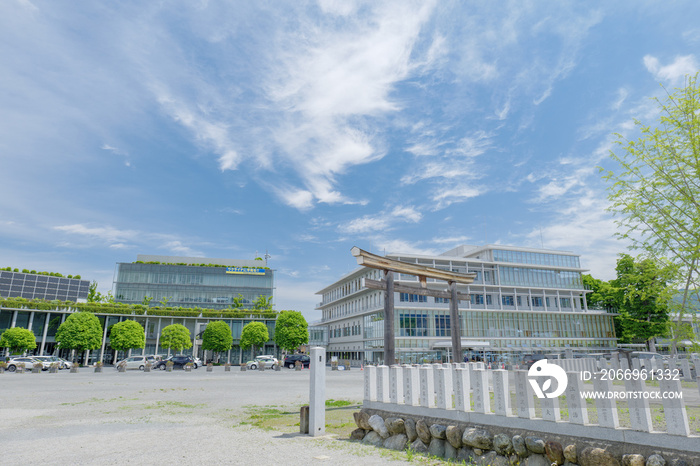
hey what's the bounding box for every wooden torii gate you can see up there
[351,247,476,364]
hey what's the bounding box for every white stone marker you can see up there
[680,359,692,382]
[659,377,690,436]
[514,370,535,419]
[436,367,450,409]
[696,376,700,398]
[377,365,390,403]
[389,365,404,404]
[403,365,419,406]
[631,358,641,371]
[309,347,326,437]
[649,357,658,372]
[364,365,377,402]
[610,354,620,371]
[453,368,471,411]
[620,357,630,370]
[472,368,490,414]
[592,375,619,428]
[419,366,435,408]
[433,363,442,396]
[624,376,653,432]
[541,393,561,422]
[565,371,588,425]
[492,369,512,416]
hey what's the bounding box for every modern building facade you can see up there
[0,302,278,364]
[113,255,274,310]
[0,270,89,302]
[317,244,617,364]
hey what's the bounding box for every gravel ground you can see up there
[0,367,406,466]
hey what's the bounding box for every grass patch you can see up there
[240,402,361,437]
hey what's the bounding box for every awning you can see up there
[431,340,490,349]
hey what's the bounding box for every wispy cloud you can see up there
[643,55,699,85]
[339,205,423,235]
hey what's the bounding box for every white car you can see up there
[115,356,152,370]
[246,356,278,370]
[5,357,40,372]
[30,356,57,370]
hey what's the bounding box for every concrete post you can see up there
[624,377,652,432]
[593,376,619,428]
[309,347,325,437]
[541,393,561,422]
[659,377,690,436]
[377,365,389,403]
[565,371,588,425]
[680,359,692,382]
[514,370,535,419]
[419,366,435,408]
[389,365,403,404]
[403,365,419,406]
[472,369,490,414]
[436,367,452,409]
[364,365,377,402]
[492,369,512,416]
[453,368,470,412]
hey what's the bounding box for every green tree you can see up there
[56,312,103,361]
[0,327,37,354]
[142,296,153,307]
[582,274,618,312]
[109,320,145,357]
[612,254,676,351]
[274,311,308,353]
[240,322,269,357]
[229,293,245,309]
[603,72,700,354]
[160,324,192,355]
[252,295,273,310]
[87,281,102,303]
[202,321,233,362]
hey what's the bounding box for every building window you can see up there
[435,297,450,304]
[399,293,427,303]
[435,315,451,337]
[399,313,428,336]
[502,295,514,306]
[532,296,543,307]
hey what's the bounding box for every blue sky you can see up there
[2,1,699,322]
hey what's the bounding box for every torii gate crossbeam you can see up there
[351,247,476,364]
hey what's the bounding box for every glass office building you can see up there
[317,244,617,364]
[0,270,89,301]
[114,255,274,310]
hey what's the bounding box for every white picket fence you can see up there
[363,361,700,453]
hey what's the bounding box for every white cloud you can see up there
[431,235,471,245]
[339,205,423,235]
[53,224,139,244]
[643,55,699,85]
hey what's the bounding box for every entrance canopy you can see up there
[431,340,490,350]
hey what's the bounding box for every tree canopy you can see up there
[612,254,676,351]
[274,311,308,353]
[55,312,103,351]
[603,72,700,352]
[0,327,37,354]
[202,321,233,353]
[109,320,145,352]
[159,324,192,353]
[252,295,273,310]
[240,321,269,356]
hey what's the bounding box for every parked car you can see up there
[246,356,278,370]
[283,354,310,369]
[154,355,195,370]
[522,354,559,369]
[192,356,203,368]
[6,357,40,372]
[630,351,667,360]
[30,356,57,370]
[58,357,73,369]
[116,356,161,370]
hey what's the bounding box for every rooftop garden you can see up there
[1,267,81,279]
[132,261,270,270]
[0,297,278,319]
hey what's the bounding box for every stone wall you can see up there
[352,408,700,466]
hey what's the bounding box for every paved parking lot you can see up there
[0,367,403,466]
